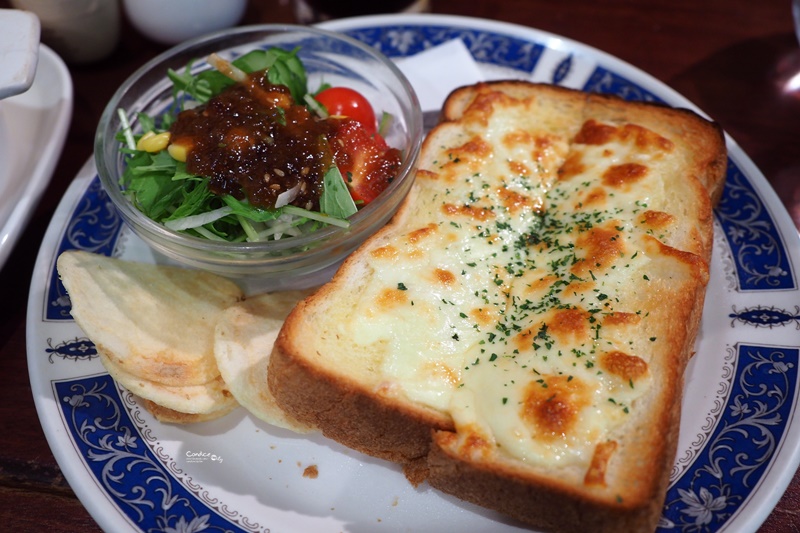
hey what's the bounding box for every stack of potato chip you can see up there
[57,250,312,431]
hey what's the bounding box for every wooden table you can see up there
[1,0,798,530]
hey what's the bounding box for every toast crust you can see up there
[269,81,727,532]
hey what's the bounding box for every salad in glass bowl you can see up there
[95,25,422,288]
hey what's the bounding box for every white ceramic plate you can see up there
[27,14,800,533]
[0,44,72,270]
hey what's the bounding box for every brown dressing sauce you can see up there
[169,71,344,210]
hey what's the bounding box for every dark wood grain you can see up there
[1,0,797,531]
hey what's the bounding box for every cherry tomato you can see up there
[330,121,401,205]
[316,87,377,135]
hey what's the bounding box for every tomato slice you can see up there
[316,87,377,135]
[330,119,401,205]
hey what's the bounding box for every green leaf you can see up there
[137,112,157,134]
[167,60,214,106]
[124,166,184,219]
[164,180,216,221]
[263,48,307,103]
[128,150,179,176]
[233,49,280,73]
[378,111,393,137]
[320,165,357,219]
[221,195,285,223]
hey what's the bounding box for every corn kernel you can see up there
[136,131,171,153]
[168,143,189,162]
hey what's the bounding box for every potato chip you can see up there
[57,250,243,386]
[137,398,236,424]
[99,350,238,416]
[214,291,316,433]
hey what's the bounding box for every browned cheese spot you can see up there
[470,306,498,327]
[508,159,531,177]
[462,87,523,126]
[433,268,457,285]
[532,134,556,163]
[405,223,438,244]
[458,425,494,458]
[584,440,618,486]
[514,307,590,352]
[574,120,617,145]
[602,312,642,328]
[497,186,539,215]
[375,287,409,310]
[441,203,495,222]
[602,163,649,189]
[565,279,596,295]
[571,224,625,275]
[525,274,560,295]
[521,375,590,440]
[548,307,591,344]
[422,361,459,387]
[370,244,399,260]
[441,137,492,175]
[503,129,535,148]
[575,120,674,154]
[618,123,675,152]
[578,187,607,209]
[415,168,439,182]
[443,231,459,245]
[601,350,649,381]
[558,152,585,181]
[459,138,492,158]
[640,210,676,230]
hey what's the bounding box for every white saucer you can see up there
[0,8,39,99]
[0,44,72,270]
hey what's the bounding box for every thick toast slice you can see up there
[269,81,727,531]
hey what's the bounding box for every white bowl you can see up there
[123,0,248,45]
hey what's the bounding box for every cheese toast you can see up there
[269,81,727,532]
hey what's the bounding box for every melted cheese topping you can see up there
[343,89,695,473]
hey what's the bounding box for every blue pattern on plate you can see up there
[659,345,798,532]
[343,25,545,73]
[552,54,573,85]
[43,21,800,533]
[47,177,122,321]
[729,306,800,328]
[583,67,665,103]
[55,375,247,533]
[46,337,97,363]
[716,161,796,291]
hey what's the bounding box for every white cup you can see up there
[10,0,120,64]
[122,0,248,46]
[292,0,429,24]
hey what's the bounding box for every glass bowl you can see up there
[95,24,422,290]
